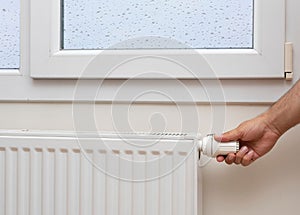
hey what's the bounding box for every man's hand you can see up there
[215,80,300,166]
[215,114,282,166]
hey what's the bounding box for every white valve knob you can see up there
[199,134,239,157]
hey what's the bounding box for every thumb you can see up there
[215,128,242,142]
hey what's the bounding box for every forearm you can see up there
[216,80,300,166]
[262,80,300,135]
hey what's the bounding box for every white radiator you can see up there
[0,131,201,215]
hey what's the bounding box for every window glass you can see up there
[0,0,20,69]
[62,0,253,50]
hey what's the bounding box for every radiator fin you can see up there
[0,139,197,215]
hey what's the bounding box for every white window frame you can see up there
[30,0,286,79]
[0,0,296,103]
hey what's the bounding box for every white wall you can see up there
[0,103,299,214]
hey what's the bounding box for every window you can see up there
[0,0,20,70]
[0,0,292,103]
[63,0,253,50]
[30,0,286,79]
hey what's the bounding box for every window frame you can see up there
[30,0,286,79]
[0,0,295,103]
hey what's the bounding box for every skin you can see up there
[215,80,300,166]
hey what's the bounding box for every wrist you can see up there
[259,110,284,137]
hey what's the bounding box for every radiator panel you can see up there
[0,132,199,215]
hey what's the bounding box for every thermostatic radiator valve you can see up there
[198,134,239,157]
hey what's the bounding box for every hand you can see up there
[215,115,282,166]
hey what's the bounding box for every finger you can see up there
[214,134,223,142]
[215,128,242,142]
[216,155,225,162]
[241,150,255,166]
[225,153,236,165]
[234,146,249,165]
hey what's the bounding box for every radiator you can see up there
[0,131,201,215]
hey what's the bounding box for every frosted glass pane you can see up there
[0,0,20,69]
[63,0,253,50]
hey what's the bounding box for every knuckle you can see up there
[235,154,243,160]
[241,157,254,166]
[243,156,251,162]
[237,124,244,132]
[242,161,251,167]
[225,160,233,165]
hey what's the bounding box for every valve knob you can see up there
[199,134,239,157]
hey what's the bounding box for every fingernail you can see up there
[240,146,248,153]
